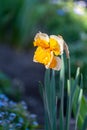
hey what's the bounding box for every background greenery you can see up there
[0,1,87,92]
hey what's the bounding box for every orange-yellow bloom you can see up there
[33,32,68,70]
[33,47,61,70]
[46,54,62,70]
[33,47,51,66]
[49,35,64,55]
[34,32,50,48]
[33,32,64,56]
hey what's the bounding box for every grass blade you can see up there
[74,88,83,130]
[82,115,87,130]
[71,68,80,106]
[74,74,83,130]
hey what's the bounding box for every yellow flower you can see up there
[49,35,64,55]
[46,53,62,70]
[34,32,50,48]
[33,32,69,70]
[33,47,62,70]
[33,47,51,66]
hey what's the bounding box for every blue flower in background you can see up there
[0,120,3,126]
[9,101,16,108]
[0,94,8,102]
[0,112,4,119]
[15,123,22,128]
[9,113,16,121]
[21,101,28,110]
[19,117,24,124]
[56,9,65,16]
[0,93,38,130]
[26,128,30,130]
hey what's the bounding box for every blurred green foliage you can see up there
[0,0,46,46]
[0,1,87,46]
[0,1,87,91]
[73,87,87,130]
[0,72,23,101]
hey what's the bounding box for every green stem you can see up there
[65,57,71,130]
[44,69,57,130]
[51,70,57,130]
[59,55,64,130]
[44,69,52,130]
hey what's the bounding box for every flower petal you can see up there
[34,32,50,48]
[46,52,62,71]
[52,57,62,70]
[64,42,69,58]
[33,47,51,66]
[50,35,64,55]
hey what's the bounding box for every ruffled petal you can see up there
[46,52,62,71]
[52,57,62,70]
[50,35,64,55]
[34,32,50,48]
[33,47,51,66]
